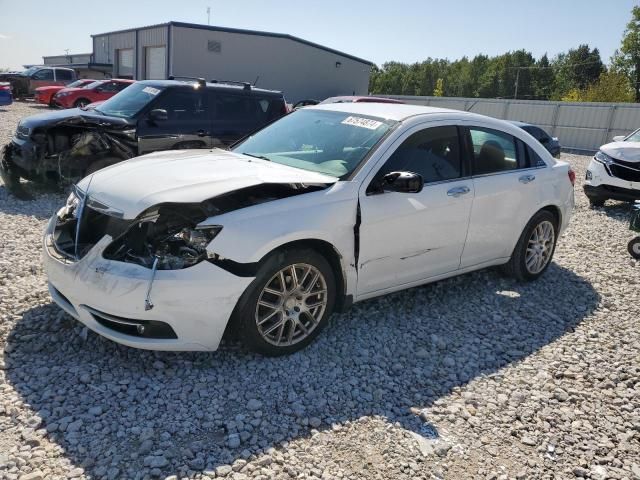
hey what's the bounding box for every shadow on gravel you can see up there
[0,183,66,219]
[595,200,636,224]
[5,263,599,478]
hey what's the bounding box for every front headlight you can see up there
[56,189,82,220]
[153,225,223,270]
[594,150,614,165]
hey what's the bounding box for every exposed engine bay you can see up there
[52,183,328,270]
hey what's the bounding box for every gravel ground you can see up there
[0,101,639,480]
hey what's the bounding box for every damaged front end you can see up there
[52,182,327,271]
[2,114,136,196]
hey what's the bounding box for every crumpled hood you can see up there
[19,108,130,130]
[600,141,640,163]
[77,149,338,219]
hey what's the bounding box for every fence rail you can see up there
[379,95,640,152]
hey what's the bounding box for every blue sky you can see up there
[0,0,636,70]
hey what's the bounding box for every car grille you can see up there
[609,159,640,183]
[53,206,132,260]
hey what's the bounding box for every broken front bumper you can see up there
[43,216,254,351]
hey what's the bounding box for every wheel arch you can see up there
[539,204,562,230]
[261,238,350,312]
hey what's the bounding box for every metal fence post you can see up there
[602,105,617,147]
[550,103,560,138]
[502,100,510,120]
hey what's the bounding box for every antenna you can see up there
[207,6,211,25]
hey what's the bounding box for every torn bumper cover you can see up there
[43,215,254,351]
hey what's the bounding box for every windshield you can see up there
[233,109,396,178]
[626,129,640,142]
[21,66,40,76]
[67,79,91,88]
[95,83,163,118]
[84,81,104,90]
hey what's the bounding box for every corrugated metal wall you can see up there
[170,26,371,103]
[137,26,168,79]
[92,31,135,66]
[381,95,640,152]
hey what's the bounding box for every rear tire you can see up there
[501,210,558,282]
[629,237,640,260]
[588,196,606,208]
[233,248,336,356]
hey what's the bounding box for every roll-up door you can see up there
[145,46,166,80]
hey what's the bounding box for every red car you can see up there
[52,79,135,109]
[35,79,96,106]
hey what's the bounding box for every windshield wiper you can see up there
[242,153,271,162]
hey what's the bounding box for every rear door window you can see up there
[55,69,74,81]
[468,127,523,175]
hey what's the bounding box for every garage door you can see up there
[145,46,166,80]
[117,49,134,77]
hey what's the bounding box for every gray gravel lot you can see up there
[0,101,639,480]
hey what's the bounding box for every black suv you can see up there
[1,78,287,194]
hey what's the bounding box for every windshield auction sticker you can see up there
[142,86,161,96]
[341,116,383,130]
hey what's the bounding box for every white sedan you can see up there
[43,103,575,356]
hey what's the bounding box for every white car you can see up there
[43,103,575,356]
[585,129,640,207]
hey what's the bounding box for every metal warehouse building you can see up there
[90,21,373,102]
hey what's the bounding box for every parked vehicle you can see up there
[43,103,574,355]
[35,79,96,107]
[51,79,134,109]
[510,121,561,158]
[0,66,77,98]
[320,95,405,104]
[584,136,640,207]
[629,202,640,259]
[0,82,12,106]
[1,79,287,194]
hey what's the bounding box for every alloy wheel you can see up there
[525,220,555,274]
[255,263,328,347]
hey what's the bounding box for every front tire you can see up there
[502,210,558,281]
[74,98,90,108]
[234,248,336,356]
[629,237,640,260]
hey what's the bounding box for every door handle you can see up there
[447,186,471,197]
[519,174,536,184]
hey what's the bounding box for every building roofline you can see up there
[43,53,93,58]
[91,21,374,66]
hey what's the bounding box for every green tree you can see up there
[611,5,640,102]
[433,78,444,96]
[553,45,604,98]
[533,54,555,100]
[581,72,634,102]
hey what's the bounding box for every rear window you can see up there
[56,69,74,81]
[213,92,283,125]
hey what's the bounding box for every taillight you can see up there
[568,168,576,186]
[0,85,10,91]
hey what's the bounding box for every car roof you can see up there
[136,79,282,96]
[309,102,487,122]
[322,96,404,104]
[509,120,534,128]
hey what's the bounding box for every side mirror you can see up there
[382,171,423,194]
[612,135,626,142]
[148,109,168,122]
